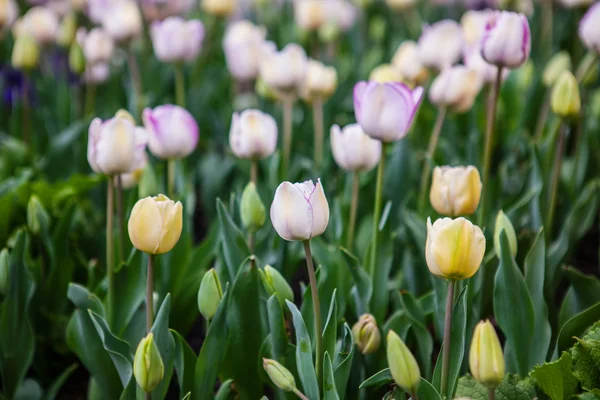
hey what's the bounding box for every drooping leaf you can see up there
[359,369,392,389]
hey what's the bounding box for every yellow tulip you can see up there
[369,64,403,83]
[425,217,486,280]
[469,320,505,388]
[128,194,183,254]
[551,70,581,118]
[429,166,482,217]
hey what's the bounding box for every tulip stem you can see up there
[292,388,310,400]
[546,120,566,237]
[168,159,176,198]
[479,67,503,227]
[303,240,323,391]
[174,63,185,108]
[116,175,125,264]
[281,95,294,180]
[250,159,258,184]
[84,84,96,117]
[534,91,550,142]
[106,177,115,328]
[22,75,31,149]
[146,254,155,333]
[369,144,386,277]
[576,54,597,83]
[313,98,324,169]
[488,388,496,400]
[441,279,456,398]
[418,106,447,213]
[541,0,553,60]
[346,172,360,250]
[127,47,144,120]
[412,391,420,400]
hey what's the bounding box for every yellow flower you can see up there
[369,64,403,83]
[469,320,505,388]
[425,217,486,280]
[128,194,183,254]
[551,70,581,118]
[430,166,482,217]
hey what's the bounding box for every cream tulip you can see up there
[461,9,494,47]
[429,65,483,113]
[330,124,381,172]
[13,7,59,45]
[128,194,183,254]
[417,20,463,70]
[469,320,505,388]
[294,0,328,31]
[369,64,403,83]
[0,0,18,32]
[270,179,329,241]
[259,43,308,92]
[101,0,142,43]
[229,109,278,160]
[429,166,482,217]
[143,105,199,160]
[77,27,114,65]
[202,0,236,17]
[425,217,486,280]
[301,59,337,100]
[391,41,428,86]
[223,20,269,82]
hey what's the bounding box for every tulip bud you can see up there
[27,195,50,235]
[352,314,381,355]
[270,179,329,242]
[386,330,421,394]
[430,166,482,217]
[56,12,77,48]
[133,333,164,393]
[551,71,581,118]
[429,65,483,113]
[426,217,486,280]
[481,11,531,68]
[0,0,18,32]
[301,59,337,100]
[202,0,236,17]
[197,268,223,320]
[128,194,183,255]
[77,27,114,65]
[101,0,142,43]
[223,21,270,83]
[12,34,40,70]
[469,320,505,388]
[579,3,600,54]
[263,358,297,392]
[0,248,8,295]
[13,7,59,45]
[259,43,308,92]
[294,0,327,31]
[229,109,278,160]
[260,265,294,305]
[542,51,572,88]
[330,124,381,172]
[493,211,517,258]
[353,81,423,143]
[143,105,199,160]
[240,182,266,233]
[150,17,205,63]
[417,20,463,70]
[368,64,403,84]
[391,41,428,86]
[69,42,86,75]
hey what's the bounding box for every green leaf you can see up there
[150,295,176,400]
[359,368,392,389]
[112,250,145,337]
[172,330,197,399]
[322,290,338,365]
[455,374,536,400]
[267,294,289,364]
[530,352,578,400]
[340,248,372,316]
[286,300,320,400]
[214,379,234,400]
[333,323,354,400]
[323,353,340,400]
[572,338,600,391]
[43,363,78,400]
[216,199,250,280]
[557,302,600,352]
[415,378,442,400]
[494,232,535,375]
[370,241,393,322]
[559,268,600,328]
[400,290,433,376]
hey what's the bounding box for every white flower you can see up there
[229,109,278,160]
[330,124,381,172]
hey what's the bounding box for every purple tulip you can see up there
[481,11,531,69]
[143,105,199,160]
[353,81,424,143]
[579,3,600,54]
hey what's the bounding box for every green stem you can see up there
[168,159,175,198]
[346,172,360,250]
[541,0,553,60]
[534,91,550,142]
[292,388,310,400]
[174,63,185,108]
[146,254,155,333]
[303,240,322,391]
[106,177,115,327]
[576,54,597,84]
[546,120,565,236]
[479,66,503,227]
[116,175,124,264]
[418,107,447,212]
[369,144,386,277]
[22,74,31,148]
[313,98,324,169]
[281,95,294,180]
[488,388,496,400]
[84,84,96,117]
[127,47,144,120]
[412,391,420,400]
[441,280,456,397]
[250,159,258,184]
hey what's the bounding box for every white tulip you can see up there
[13,7,59,45]
[259,43,308,92]
[77,27,114,65]
[223,20,269,82]
[229,109,278,160]
[330,124,381,172]
[101,0,142,43]
[150,17,204,63]
[417,20,463,70]
[429,65,483,113]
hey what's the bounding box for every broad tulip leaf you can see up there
[359,369,392,389]
[112,250,145,337]
[267,295,289,364]
[216,199,250,280]
[43,363,78,400]
[530,352,578,400]
[415,378,442,400]
[172,330,196,399]
[333,323,355,400]
[558,268,600,328]
[323,353,340,400]
[214,379,234,400]
[339,247,372,317]
[370,241,394,322]
[557,302,600,352]
[400,290,433,376]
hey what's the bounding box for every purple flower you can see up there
[579,3,600,54]
[143,104,199,160]
[481,11,531,68]
[353,81,424,143]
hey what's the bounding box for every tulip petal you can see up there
[128,197,163,254]
[309,179,329,238]
[270,182,312,241]
[156,200,183,254]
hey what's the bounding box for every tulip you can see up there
[425,217,486,280]
[330,124,381,172]
[260,265,294,306]
[369,64,403,84]
[143,105,199,160]
[386,0,417,11]
[12,34,40,70]
[270,179,329,242]
[27,195,49,235]
[301,59,337,100]
[294,0,329,31]
[56,11,76,47]
[417,20,463,70]
[461,10,494,47]
[84,62,110,84]
[116,152,147,190]
[263,358,297,393]
[353,81,423,142]
[150,17,204,63]
[429,166,482,217]
[579,3,600,54]
[352,314,381,355]
[557,0,593,8]
[240,182,266,233]
[101,0,142,43]
[391,41,428,86]
[493,210,517,258]
[469,320,505,388]
[68,42,85,75]
[551,71,580,118]
[0,0,18,32]
[202,0,236,17]
[223,21,270,82]
[229,109,278,160]
[77,28,114,65]
[128,194,183,255]
[13,7,58,45]
[259,43,308,92]
[87,110,148,175]
[197,268,223,320]
[141,0,195,21]
[481,11,531,69]
[133,333,164,393]
[463,45,510,84]
[386,330,421,395]
[429,65,483,113]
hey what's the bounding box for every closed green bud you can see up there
[493,210,517,259]
[0,248,8,295]
[27,195,50,235]
[551,71,580,118]
[352,314,381,355]
[197,268,222,320]
[240,182,266,233]
[56,12,77,48]
[133,333,164,393]
[263,358,296,392]
[318,22,341,44]
[469,320,505,388]
[260,265,294,306]
[386,330,421,394]
[69,42,86,75]
[542,51,571,87]
[12,34,40,70]
[576,53,598,87]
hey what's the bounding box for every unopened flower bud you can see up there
[0,248,8,295]
[551,71,581,118]
[469,320,505,388]
[12,34,40,70]
[263,358,296,392]
[240,182,266,233]
[133,333,164,393]
[386,330,421,394]
[56,12,77,48]
[417,20,463,70]
[0,0,18,32]
[197,268,223,320]
[352,314,381,355]
[391,41,428,86]
[260,265,294,306]
[27,195,49,235]
[542,51,572,88]
[301,59,337,100]
[493,210,517,258]
[69,41,86,75]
